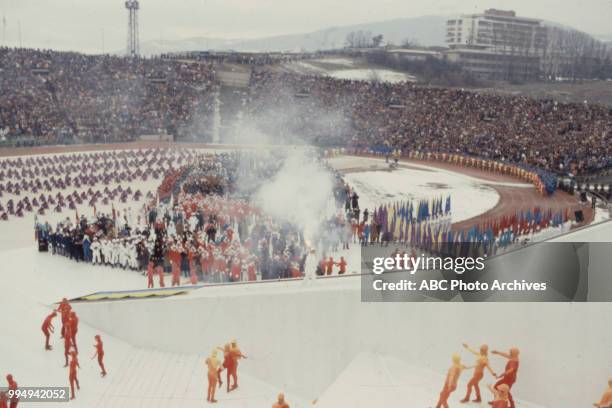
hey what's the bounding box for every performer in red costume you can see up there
[57,298,71,339]
[169,245,181,287]
[0,391,7,408]
[227,340,247,392]
[68,351,80,400]
[491,348,520,408]
[488,383,511,408]
[335,256,347,274]
[91,335,107,377]
[272,393,290,408]
[157,264,165,288]
[247,259,257,281]
[147,261,155,288]
[230,261,241,282]
[68,311,79,353]
[6,374,18,408]
[63,325,73,367]
[41,311,57,350]
[325,257,335,275]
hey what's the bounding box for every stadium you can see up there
[1,2,612,408]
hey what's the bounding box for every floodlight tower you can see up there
[125,0,140,57]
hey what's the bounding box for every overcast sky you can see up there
[0,0,610,53]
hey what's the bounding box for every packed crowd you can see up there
[3,46,609,179]
[0,47,216,143]
[247,70,612,176]
[37,151,357,284]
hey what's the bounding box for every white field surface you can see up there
[327,68,415,83]
[326,155,532,223]
[286,60,415,83]
[315,352,543,408]
[2,148,606,408]
[0,148,310,407]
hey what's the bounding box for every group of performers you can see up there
[204,340,247,403]
[40,298,107,400]
[0,148,196,221]
[436,344,519,408]
[435,343,612,408]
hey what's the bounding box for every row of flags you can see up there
[411,207,572,257]
[372,196,452,227]
[371,197,453,243]
[369,198,573,257]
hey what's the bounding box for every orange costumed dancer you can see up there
[68,351,80,400]
[272,393,290,408]
[0,391,7,408]
[6,374,17,408]
[205,350,222,403]
[594,378,612,408]
[227,340,247,392]
[491,348,520,408]
[460,343,496,403]
[41,311,57,350]
[488,383,511,408]
[63,325,73,367]
[91,335,107,377]
[68,311,79,353]
[436,354,468,408]
[335,256,347,275]
[57,298,72,339]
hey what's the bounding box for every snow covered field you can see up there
[286,59,416,83]
[326,155,532,223]
[327,68,415,83]
[1,148,609,408]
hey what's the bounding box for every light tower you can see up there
[125,0,140,57]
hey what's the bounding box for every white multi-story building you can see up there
[447,9,547,53]
[445,9,548,80]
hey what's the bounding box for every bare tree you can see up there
[345,30,373,48]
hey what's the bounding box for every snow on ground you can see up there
[328,156,505,223]
[0,244,310,408]
[0,148,576,407]
[311,58,355,67]
[285,60,415,83]
[315,352,544,408]
[0,147,311,407]
[327,68,415,83]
